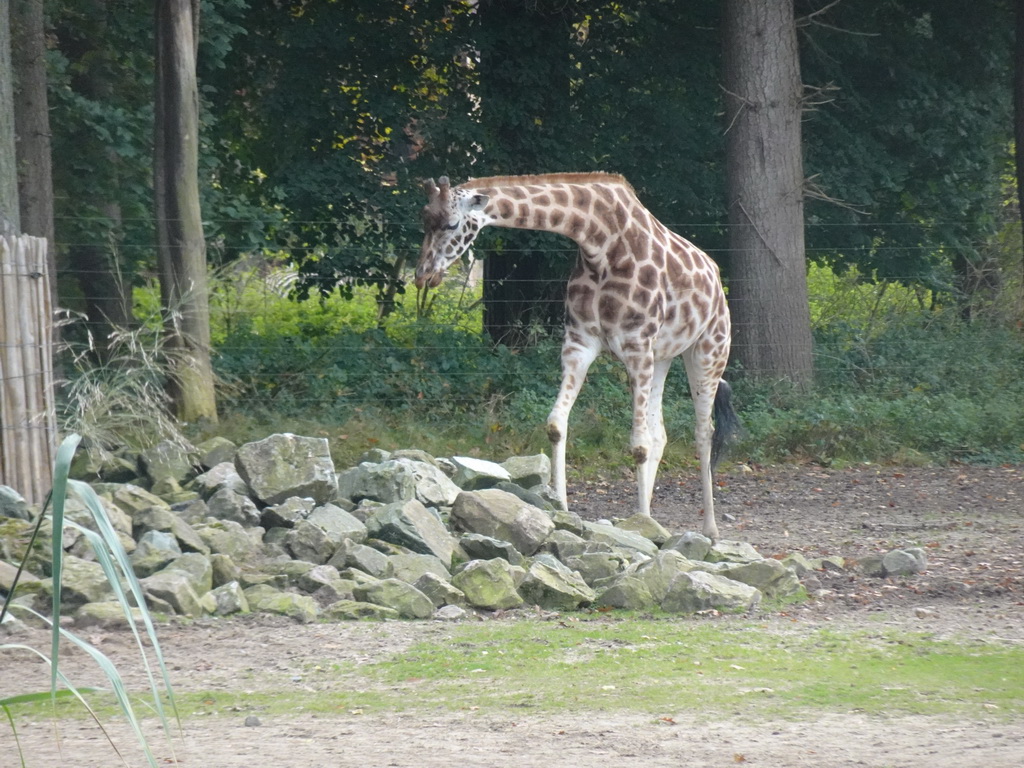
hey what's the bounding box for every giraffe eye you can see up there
[443,222,459,231]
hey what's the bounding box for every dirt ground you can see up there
[3,464,1023,767]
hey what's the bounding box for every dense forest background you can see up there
[3,0,1022,470]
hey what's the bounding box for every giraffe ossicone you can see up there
[415,173,738,540]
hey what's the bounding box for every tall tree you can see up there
[10,0,53,277]
[722,0,813,386]
[1016,0,1024,296]
[0,4,18,234]
[154,0,217,422]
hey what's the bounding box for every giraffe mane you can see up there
[460,172,634,192]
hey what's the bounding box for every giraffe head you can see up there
[414,176,490,288]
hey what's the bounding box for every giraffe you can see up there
[414,173,737,540]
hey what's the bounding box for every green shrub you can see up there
[130,260,1021,469]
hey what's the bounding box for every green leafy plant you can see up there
[0,434,178,768]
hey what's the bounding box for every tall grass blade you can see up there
[47,434,80,706]
[1,433,178,767]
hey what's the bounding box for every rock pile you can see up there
[0,433,922,627]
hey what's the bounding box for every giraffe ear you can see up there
[467,193,488,212]
[422,178,439,200]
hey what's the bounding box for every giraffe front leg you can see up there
[626,352,656,516]
[547,340,598,512]
[640,359,673,512]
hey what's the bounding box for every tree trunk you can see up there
[154,0,217,423]
[0,5,19,234]
[11,0,55,285]
[1015,0,1024,299]
[722,0,814,387]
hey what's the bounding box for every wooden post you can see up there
[0,233,56,506]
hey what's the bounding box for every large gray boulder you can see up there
[206,487,261,527]
[518,562,596,610]
[307,503,367,543]
[195,436,238,470]
[388,553,451,584]
[190,462,249,499]
[329,539,391,578]
[660,570,762,614]
[243,584,318,622]
[139,439,198,487]
[564,552,626,586]
[164,552,214,595]
[705,539,763,564]
[57,555,114,606]
[261,496,316,529]
[130,530,183,578]
[365,499,456,564]
[582,521,659,557]
[195,519,263,562]
[450,456,511,490]
[634,550,698,603]
[141,569,204,616]
[451,489,554,556]
[594,575,654,610]
[336,461,418,504]
[400,459,462,507]
[541,529,591,561]
[131,506,210,555]
[320,600,398,621]
[663,531,714,561]
[414,572,466,608]
[101,483,170,517]
[451,558,524,610]
[460,533,526,566]
[201,580,249,616]
[74,601,145,629]
[718,558,803,598]
[236,433,338,506]
[500,454,551,489]
[614,514,671,546]
[354,578,434,619]
[283,520,337,564]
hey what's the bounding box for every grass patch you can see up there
[359,619,1024,718]
[19,619,1021,724]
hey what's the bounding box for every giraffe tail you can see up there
[711,379,741,471]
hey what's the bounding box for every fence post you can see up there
[0,233,57,506]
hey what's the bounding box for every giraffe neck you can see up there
[462,174,650,256]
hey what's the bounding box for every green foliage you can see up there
[206,261,1024,470]
[735,313,1024,466]
[57,307,193,464]
[1,436,177,768]
[799,0,1013,283]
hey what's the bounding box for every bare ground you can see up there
[4,464,1023,767]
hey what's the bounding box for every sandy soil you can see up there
[3,464,1023,767]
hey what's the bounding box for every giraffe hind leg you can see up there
[683,350,724,540]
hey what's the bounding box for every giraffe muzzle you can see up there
[414,269,445,289]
